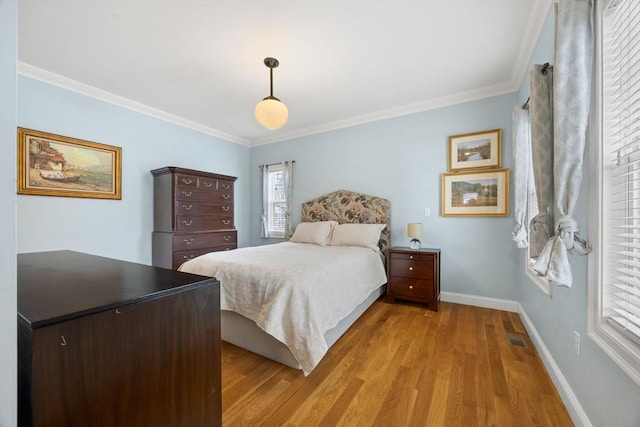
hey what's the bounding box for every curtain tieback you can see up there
[511,224,529,248]
[556,215,592,255]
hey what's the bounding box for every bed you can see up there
[178,190,390,375]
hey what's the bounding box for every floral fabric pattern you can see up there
[301,190,391,258]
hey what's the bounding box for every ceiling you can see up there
[17,0,551,147]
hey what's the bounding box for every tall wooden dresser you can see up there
[151,166,237,269]
[18,250,221,427]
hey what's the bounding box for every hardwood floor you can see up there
[222,300,573,426]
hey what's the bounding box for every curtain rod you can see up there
[259,160,296,168]
[522,63,554,109]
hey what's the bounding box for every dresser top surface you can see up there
[18,250,217,329]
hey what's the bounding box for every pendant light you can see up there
[255,57,288,130]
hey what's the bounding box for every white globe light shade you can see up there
[255,98,288,130]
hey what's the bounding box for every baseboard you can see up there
[440,291,592,427]
[440,291,520,312]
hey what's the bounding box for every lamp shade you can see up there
[407,223,423,238]
[255,98,288,130]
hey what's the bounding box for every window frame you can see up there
[588,0,640,386]
[264,163,286,239]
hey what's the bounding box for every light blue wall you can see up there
[0,1,18,425]
[516,8,640,427]
[250,93,521,300]
[17,77,252,264]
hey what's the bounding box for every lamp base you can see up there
[409,238,421,250]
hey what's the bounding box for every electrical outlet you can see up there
[573,331,581,358]
[424,208,431,217]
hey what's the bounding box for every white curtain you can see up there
[533,0,593,287]
[260,164,269,238]
[511,105,532,248]
[529,64,554,259]
[282,160,294,239]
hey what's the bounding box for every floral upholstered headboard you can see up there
[301,190,391,258]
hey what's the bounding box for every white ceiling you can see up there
[17,0,551,147]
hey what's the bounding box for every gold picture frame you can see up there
[448,128,501,171]
[441,168,509,217]
[17,128,122,199]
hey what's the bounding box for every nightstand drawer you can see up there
[389,277,433,301]
[389,257,434,279]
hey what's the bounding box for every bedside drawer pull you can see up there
[203,181,213,188]
[181,178,193,185]
[183,255,196,260]
[182,191,192,197]
[182,204,192,210]
[60,336,67,346]
[409,285,414,289]
[409,267,414,271]
[183,220,193,226]
[184,238,194,245]
[410,255,414,259]
[223,235,231,241]
[222,219,231,225]
[222,194,231,200]
[222,206,230,211]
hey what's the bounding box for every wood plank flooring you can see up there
[222,300,573,426]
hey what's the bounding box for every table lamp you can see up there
[407,223,423,250]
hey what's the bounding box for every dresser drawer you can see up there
[389,277,433,301]
[389,257,434,280]
[175,201,233,215]
[173,245,235,269]
[174,231,237,251]
[176,215,234,231]
[176,174,199,188]
[175,187,233,202]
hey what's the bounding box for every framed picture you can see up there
[448,128,501,171]
[17,128,122,199]
[441,168,509,217]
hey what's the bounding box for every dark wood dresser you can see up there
[18,250,221,427]
[151,166,237,269]
[387,247,441,311]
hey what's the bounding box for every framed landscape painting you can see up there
[17,128,122,199]
[448,128,501,171]
[441,168,509,217]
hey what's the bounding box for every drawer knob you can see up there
[184,238,194,245]
[183,255,195,260]
[222,206,230,211]
[182,204,192,210]
[222,194,231,200]
[181,178,193,185]
[222,183,230,190]
[222,219,231,225]
[410,255,414,259]
[182,191,192,197]
[409,285,414,289]
[203,181,213,187]
[409,267,414,271]
[183,220,193,226]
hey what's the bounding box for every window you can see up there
[589,0,640,385]
[266,163,286,238]
[261,161,293,239]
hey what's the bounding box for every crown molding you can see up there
[17,62,251,147]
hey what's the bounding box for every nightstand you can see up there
[387,247,441,311]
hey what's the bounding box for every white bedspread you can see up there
[178,242,387,375]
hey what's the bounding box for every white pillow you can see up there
[330,223,386,251]
[289,221,338,246]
